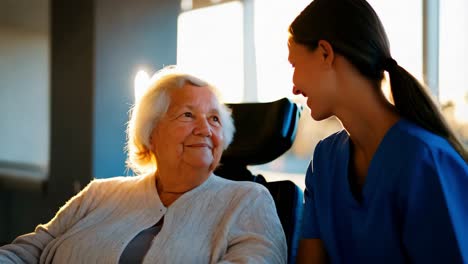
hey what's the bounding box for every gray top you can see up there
[119,220,163,264]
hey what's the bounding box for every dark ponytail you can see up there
[385,60,468,162]
[290,0,467,162]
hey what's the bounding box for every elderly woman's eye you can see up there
[211,115,221,125]
[177,112,194,121]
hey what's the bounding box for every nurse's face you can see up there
[288,37,337,121]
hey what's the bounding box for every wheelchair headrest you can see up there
[221,98,301,166]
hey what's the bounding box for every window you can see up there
[0,2,50,182]
[439,0,468,144]
[177,1,244,103]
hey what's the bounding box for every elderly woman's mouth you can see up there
[186,143,212,148]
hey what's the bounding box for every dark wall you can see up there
[0,0,179,244]
[0,0,95,244]
[94,0,178,178]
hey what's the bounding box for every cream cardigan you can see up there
[0,174,287,264]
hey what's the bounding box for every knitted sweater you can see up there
[0,174,287,264]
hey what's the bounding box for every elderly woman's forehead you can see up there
[167,87,221,107]
[172,84,218,99]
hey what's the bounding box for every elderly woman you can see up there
[0,66,287,264]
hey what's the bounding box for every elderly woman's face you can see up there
[150,84,224,172]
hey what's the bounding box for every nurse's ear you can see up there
[317,40,335,68]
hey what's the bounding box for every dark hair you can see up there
[289,0,467,161]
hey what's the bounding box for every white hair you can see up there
[126,65,235,175]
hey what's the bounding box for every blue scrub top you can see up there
[302,119,468,263]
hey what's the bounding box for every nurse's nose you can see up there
[292,86,301,95]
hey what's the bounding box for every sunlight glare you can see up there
[134,70,150,102]
[254,0,310,102]
[177,2,244,103]
[180,0,192,11]
[454,99,468,124]
[439,0,468,125]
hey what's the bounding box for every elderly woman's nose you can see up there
[193,117,212,136]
